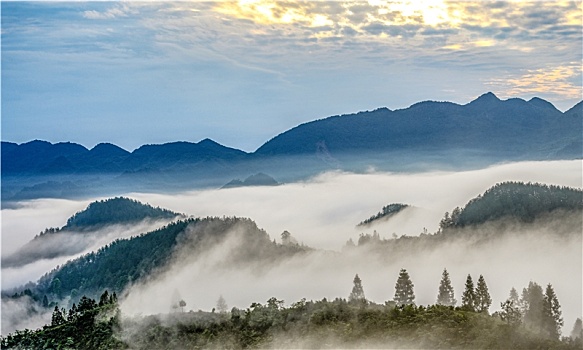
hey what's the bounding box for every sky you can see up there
[1,1,582,152]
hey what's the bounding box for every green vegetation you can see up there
[33,217,308,302]
[439,182,582,230]
[3,275,579,349]
[436,268,456,307]
[1,291,123,350]
[63,197,179,231]
[358,203,408,227]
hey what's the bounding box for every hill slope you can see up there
[1,197,181,268]
[255,93,581,160]
[34,216,308,300]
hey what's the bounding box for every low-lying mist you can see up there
[1,160,581,336]
[1,218,177,291]
[119,214,582,336]
[130,160,582,250]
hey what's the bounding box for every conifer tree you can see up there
[394,269,415,306]
[349,274,366,303]
[217,295,228,313]
[571,318,582,340]
[475,275,492,313]
[436,268,456,306]
[542,283,563,339]
[461,274,475,311]
[509,287,519,303]
[521,281,544,332]
[51,305,66,326]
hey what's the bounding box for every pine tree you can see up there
[349,274,366,303]
[216,295,228,313]
[436,268,456,306]
[521,281,544,332]
[51,305,66,326]
[475,275,492,313]
[571,318,582,340]
[509,287,519,303]
[461,274,475,311]
[394,269,415,306]
[542,283,563,339]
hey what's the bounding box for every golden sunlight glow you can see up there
[382,0,452,26]
[214,0,333,27]
[487,63,582,100]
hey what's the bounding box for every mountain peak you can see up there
[528,97,559,112]
[474,92,500,103]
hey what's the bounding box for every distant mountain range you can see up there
[2,93,581,202]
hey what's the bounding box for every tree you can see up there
[217,295,228,313]
[521,281,544,332]
[509,287,519,303]
[542,284,563,339]
[436,268,456,306]
[99,290,110,307]
[461,274,475,311]
[51,305,66,326]
[499,299,522,326]
[571,318,582,340]
[179,299,186,313]
[349,274,366,303]
[475,275,492,313]
[42,295,49,308]
[394,269,415,306]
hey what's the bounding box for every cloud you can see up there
[82,5,135,20]
[2,1,581,151]
[486,62,582,101]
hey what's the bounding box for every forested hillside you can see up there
[33,217,308,301]
[62,197,179,230]
[439,182,583,230]
[1,197,182,268]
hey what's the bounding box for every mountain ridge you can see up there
[2,93,581,201]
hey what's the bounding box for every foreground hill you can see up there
[3,294,581,349]
[1,197,181,268]
[33,217,307,301]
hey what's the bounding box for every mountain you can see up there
[255,92,582,160]
[1,139,247,176]
[1,197,181,268]
[439,182,583,230]
[34,217,308,300]
[2,93,581,202]
[222,173,279,189]
[63,197,179,230]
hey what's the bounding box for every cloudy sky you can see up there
[2,1,581,152]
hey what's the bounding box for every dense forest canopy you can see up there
[439,181,582,230]
[33,217,308,302]
[63,197,180,230]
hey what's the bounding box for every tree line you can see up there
[2,269,580,349]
